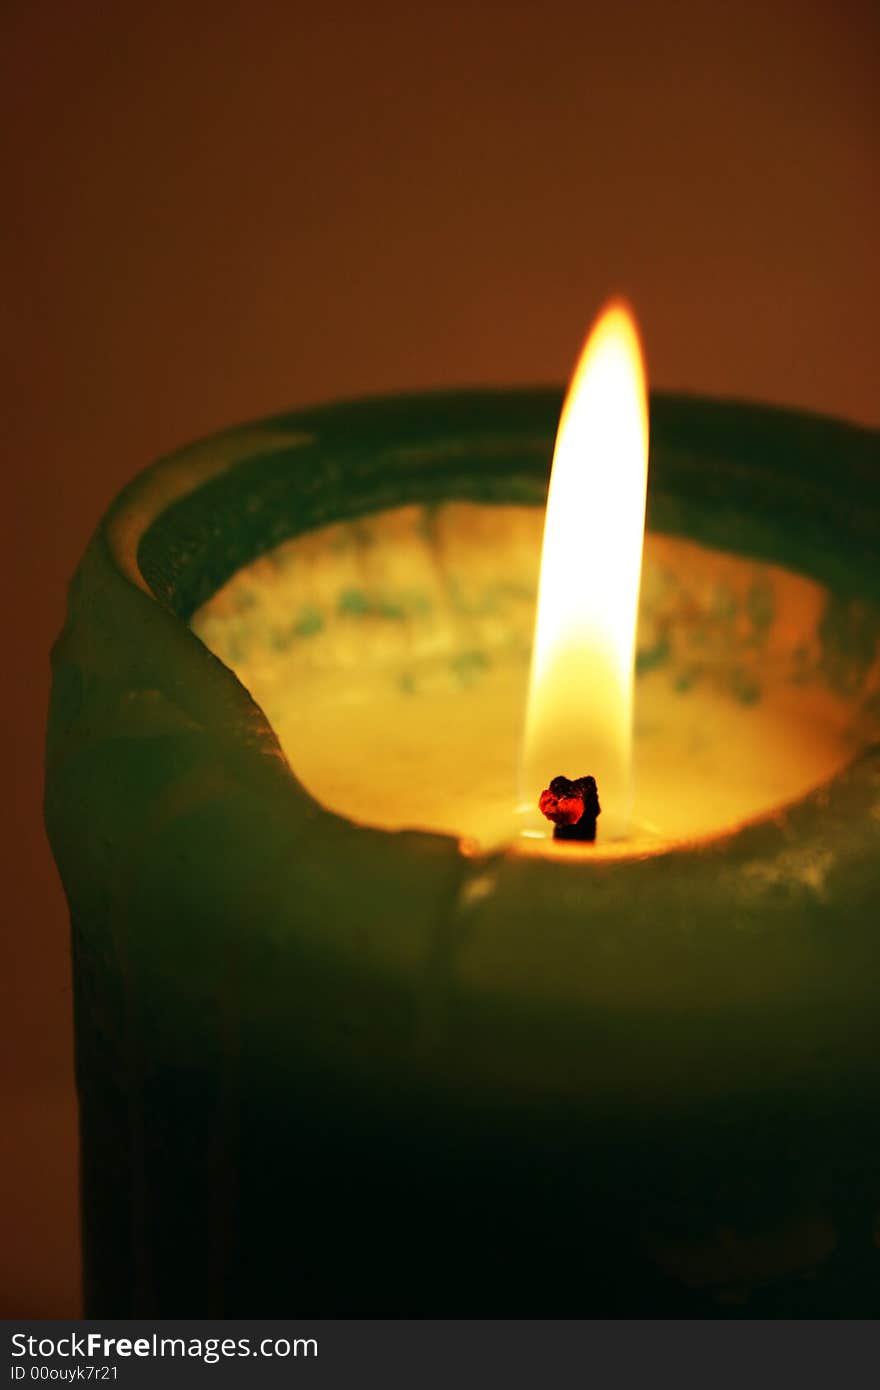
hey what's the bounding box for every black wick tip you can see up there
[539,775,601,842]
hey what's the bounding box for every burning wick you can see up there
[538,775,601,843]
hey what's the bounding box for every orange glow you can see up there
[521,300,649,838]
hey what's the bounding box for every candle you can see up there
[46,316,880,1316]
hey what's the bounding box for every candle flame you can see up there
[521,300,649,838]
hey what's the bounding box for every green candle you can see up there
[46,366,880,1314]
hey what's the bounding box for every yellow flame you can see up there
[521,300,649,838]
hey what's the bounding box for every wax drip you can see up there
[538,774,601,842]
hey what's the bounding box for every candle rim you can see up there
[98,386,880,872]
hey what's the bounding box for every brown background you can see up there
[2,0,877,1316]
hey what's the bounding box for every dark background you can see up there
[2,0,877,1316]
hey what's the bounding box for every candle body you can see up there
[46,392,880,1315]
